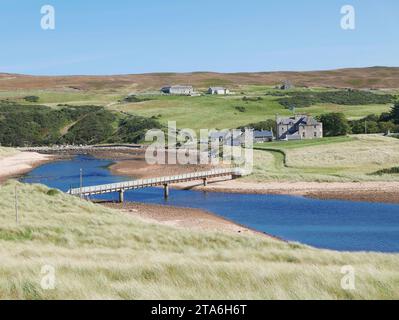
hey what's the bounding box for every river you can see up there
[21,155,399,253]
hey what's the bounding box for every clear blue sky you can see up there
[0,0,398,75]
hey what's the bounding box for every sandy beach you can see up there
[171,179,399,204]
[104,202,274,238]
[108,153,399,204]
[0,151,53,182]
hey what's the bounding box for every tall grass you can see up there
[0,181,398,299]
[249,135,399,182]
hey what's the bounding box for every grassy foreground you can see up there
[0,181,398,299]
[249,135,399,182]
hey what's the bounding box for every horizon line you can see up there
[1,66,397,78]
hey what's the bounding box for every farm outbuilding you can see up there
[253,130,274,143]
[161,85,194,95]
[207,87,230,95]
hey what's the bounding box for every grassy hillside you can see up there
[249,135,399,182]
[111,92,395,131]
[0,103,163,147]
[0,180,398,299]
[1,79,396,132]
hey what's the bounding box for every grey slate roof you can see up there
[278,116,321,126]
[254,130,273,138]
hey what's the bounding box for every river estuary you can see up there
[21,155,399,253]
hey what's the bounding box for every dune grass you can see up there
[249,135,399,182]
[0,180,398,299]
[0,147,18,158]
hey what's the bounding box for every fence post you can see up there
[15,185,19,225]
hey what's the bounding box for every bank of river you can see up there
[0,151,53,183]
[21,154,399,253]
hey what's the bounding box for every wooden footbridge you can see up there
[67,168,243,202]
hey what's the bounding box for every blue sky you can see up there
[0,0,398,75]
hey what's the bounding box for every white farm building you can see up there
[161,85,194,95]
[207,87,230,95]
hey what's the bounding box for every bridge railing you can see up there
[68,168,241,195]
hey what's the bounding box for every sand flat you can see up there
[0,152,52,181]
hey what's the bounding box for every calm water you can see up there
[22,155,399,253]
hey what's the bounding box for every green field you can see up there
[1,180,398,299]
[0,86,394,131]
[248,135,399,182]
[0,89,121,106]
[109,94,393,130]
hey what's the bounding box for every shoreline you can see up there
[1,150,272,239]
[103,201,279,239]
[107,153,399,205]
[168,178,399,205]
[7,149,399,242]
[0,151,54,183]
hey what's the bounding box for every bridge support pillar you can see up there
[163,184,169,199]
[118,190,124,203]
[203,178,207,187]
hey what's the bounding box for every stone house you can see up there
[277,115,323,140]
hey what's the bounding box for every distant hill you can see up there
[1,67,399,91]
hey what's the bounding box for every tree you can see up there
[239,119,277,134]
[378,121,398,134]
[379,112,392,122]
[349,120,365,134]
[365,121,379,134]
[390,102,399,124]
[318,113,350,137]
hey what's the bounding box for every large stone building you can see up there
[161,85,194,95]
[277,115,323,140]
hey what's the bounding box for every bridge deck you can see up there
[68,168,242,196]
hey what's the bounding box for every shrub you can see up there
[235,106,246,113]
[123,95,152,103]
[239,119,276,133]
[23,96,40,103]
[318,113,350,137]
[277,90,394,109]
[242,96,263,102]
[115,115,163,143]
[372,167,399,175]
[46,189,60,196]
[390,102,399,124]
[0,102,161,146]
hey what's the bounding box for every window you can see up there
[314,132,317,137]
[302,132,305,138]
